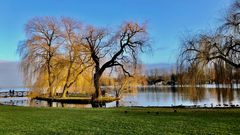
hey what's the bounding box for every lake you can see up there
[0,86,240,108]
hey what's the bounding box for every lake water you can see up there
[1,86,240,108]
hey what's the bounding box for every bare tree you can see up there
[179,1,240,70]
[83,22,149,99]
[18,17,62,97]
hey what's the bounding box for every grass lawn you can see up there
[0,106,240,135]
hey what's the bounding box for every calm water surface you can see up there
[1,86,240,108]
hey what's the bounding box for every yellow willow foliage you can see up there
[29,58,65,97]
[30,67,94,97]
[100,76,115,86]
[71,70,94,94]
[29,72,49,97]
[51,57,94,94]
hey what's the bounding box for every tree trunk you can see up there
[47,100,53,107]
[49,86,54,97]
[237,79,239,90]
[116,101,119,107]
[93,73,101,99]
[92,67,105,108]
[61,86,68,98]
[62,74,71,98]
[48,75,53,97]
[47,57,53,97]
[115,91,120,107]
[61,61,73,98]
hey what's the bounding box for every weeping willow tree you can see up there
[18,17,62,97]
[177,1,240,86]
[59,18,93,98]
[18,17,94,98]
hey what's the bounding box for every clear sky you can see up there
[0,0,232,64]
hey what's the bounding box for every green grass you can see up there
[0,106,240,135]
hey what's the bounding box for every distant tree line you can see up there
[145,68,177,85]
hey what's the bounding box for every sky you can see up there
[0,0,233,65]
[0,62,23,87]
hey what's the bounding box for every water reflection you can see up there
[109,87,240,107]
[0,87,240,108]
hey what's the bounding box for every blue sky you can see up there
[0,0,232,64]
